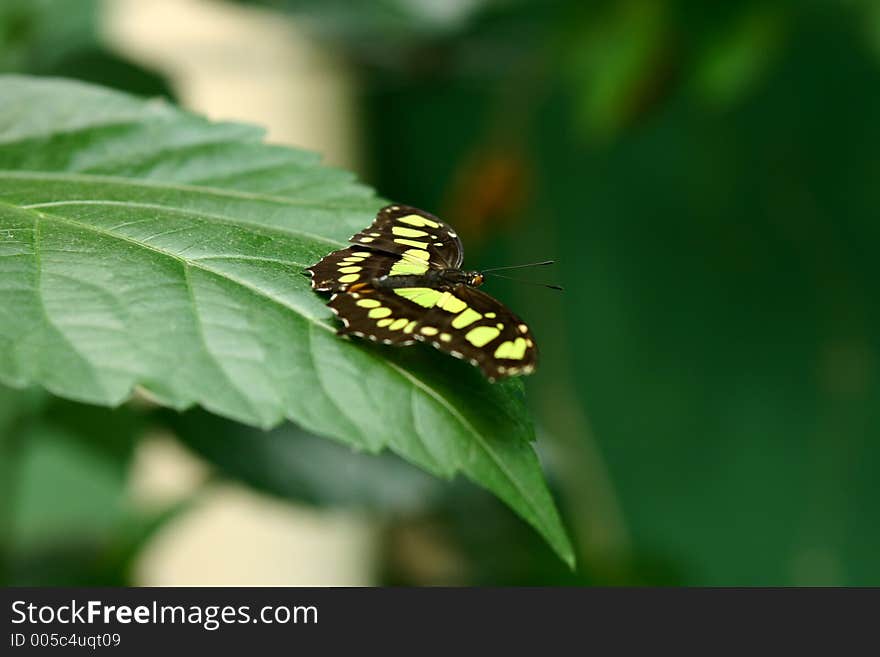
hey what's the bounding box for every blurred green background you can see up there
[2,0,879,586]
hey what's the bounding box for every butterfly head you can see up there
[468,272,485,287]
[440,269,485,287]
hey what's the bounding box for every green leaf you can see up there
[0,75,573,566]
[564,1,672,140]
[0,0,99,73]
[689,5,785,108]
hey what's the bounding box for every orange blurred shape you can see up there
[444,148,531,244]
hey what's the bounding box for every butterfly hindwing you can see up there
[349,204,463,270]
[305,246,397,292]
[327,287,422,345]
[328,281,536,380]
[411,285,537,380]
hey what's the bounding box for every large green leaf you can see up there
[0,75,573,566]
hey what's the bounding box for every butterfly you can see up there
[306,204,540,381]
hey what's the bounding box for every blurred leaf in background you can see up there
[564,0,675,140]
[164,408,442,514]
[0,0,99,73]
[0,0,171,97]
[0,384,181,585]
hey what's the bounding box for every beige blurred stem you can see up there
[102,0,371,585]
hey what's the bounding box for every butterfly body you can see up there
[306,204,537,381]
[372,269,484,290]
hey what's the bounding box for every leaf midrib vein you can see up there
[19,199,347,249]
[3,202,334,329]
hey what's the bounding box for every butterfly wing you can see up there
[349,204,464,270]
[328,282,536,380]
[310,204,464,291]
[412,284,537,380]
[306,246,397,292]
[327,286,424,345]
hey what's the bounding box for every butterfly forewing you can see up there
[349,204,463,270]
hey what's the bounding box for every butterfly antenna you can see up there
[482,272,563,291]
[482,260,556,273]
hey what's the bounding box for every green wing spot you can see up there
[452,308,482,328]
[394,287,442,307]
[390,259,428,276]
[466,325,501,347]
[398,213,440,228]
[494,337,528,360]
